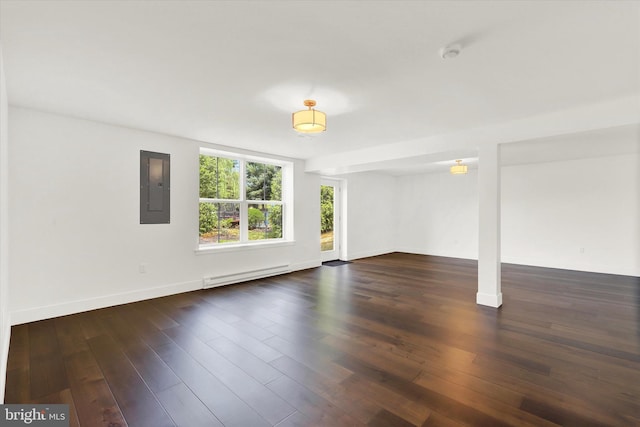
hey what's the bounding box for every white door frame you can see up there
[320,178,342,262]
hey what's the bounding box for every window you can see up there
[199,149,290,247]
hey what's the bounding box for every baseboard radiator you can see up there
[202,264,290,289]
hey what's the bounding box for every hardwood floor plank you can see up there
[266,374,366,426]
[163,325,296,425]
[340,374,431,426]
[336,344,519,427]
[63,349,128,427]
[4,366,30,403]
[155,383,224,427]
[87,334,175,427]
[206,336,283,385]
[459,350,628,426]
[30,388,81,427]
[55,315,90,356]
[5,325,30,403]
[273,411,314,427]
[226,318,276,341]
[420,411,467,427]
[263,335,352,383]
[152,340,271,427]
[135,300,181,330]
[367,409,416,427]
[5,253,639,426]
[265,321,328,343]
[125,343,182,393]
[28,320,68,399]
[269,355,379,425]
[76,311,110,340]
[412,370,557,427]
[193,295,245,324]
[101,312,182,393]
[6,324,28,371]
[150,301,221,342]
[499,321,640,365]
[202,318,284,362]
[322,333,423,381]
[520,397,612,427]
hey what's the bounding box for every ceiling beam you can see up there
[305,95,639,175]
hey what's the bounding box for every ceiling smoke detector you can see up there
[440,44,461,59]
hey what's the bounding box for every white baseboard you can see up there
[10,280,202,326]
[501,256,639,277]
[9,260,325,326]
[290,260,322,271]
[477,292,503,308]
[395,246,478,261]
[344,248,394,261]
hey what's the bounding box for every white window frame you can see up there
[197,147,293,251]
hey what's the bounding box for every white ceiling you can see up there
[1,0,639,172]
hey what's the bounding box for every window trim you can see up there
[195,240,295,255]
[198,147,293,250]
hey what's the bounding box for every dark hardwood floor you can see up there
[5,253,640,426]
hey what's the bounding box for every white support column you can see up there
[477,143,503,307]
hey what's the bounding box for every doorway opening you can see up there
[320,178,341,262]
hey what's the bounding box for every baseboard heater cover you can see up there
[203,264,290,289]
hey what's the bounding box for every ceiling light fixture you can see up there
[450,159,468,175]
[292,100,326,133]
[440,44,461,59]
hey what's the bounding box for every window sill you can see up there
[195,239,295,255]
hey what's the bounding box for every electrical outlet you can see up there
[139,264,147,273]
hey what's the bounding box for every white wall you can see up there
[340,172,397,260]
[5,106,638,330]
[502,154,640,276]
[8,107,320,324]
[396,170,479,259]
[0,45,10,403]
[395,152,640,277]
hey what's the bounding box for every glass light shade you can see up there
[292,108,326,133]
[450,161,468,175]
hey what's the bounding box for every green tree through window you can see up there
[246,162,282,241]
[199,152,285,245]
[321,185,334,233]
[199,155,239,199]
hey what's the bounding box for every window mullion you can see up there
[239,160,248,242]
[200,197,238,203]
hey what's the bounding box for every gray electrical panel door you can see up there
[140,150,170,224]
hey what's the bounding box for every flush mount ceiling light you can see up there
[440,44,462,59]
[292,99,326,133]
[450,159,468,175]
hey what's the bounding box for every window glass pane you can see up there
[199,202,240,244]
[246,162,282,201]
[321,185,334,251]
[248,203,283,240]
[267,204,283,239]
[199,155,240,199]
